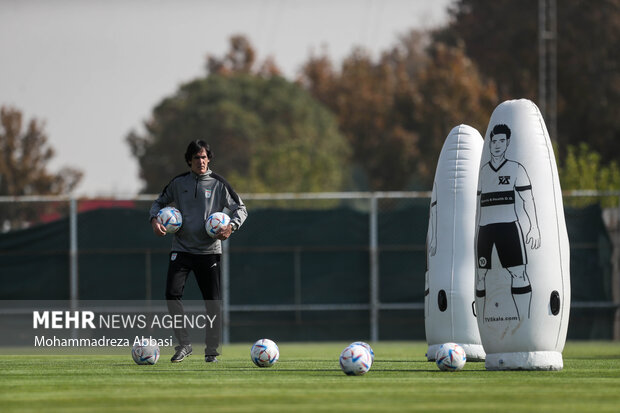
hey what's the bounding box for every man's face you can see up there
[490,134,509,157]
[190,148,209,175]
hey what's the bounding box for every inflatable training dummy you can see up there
[425,124,485,361]
[474,99,570,370]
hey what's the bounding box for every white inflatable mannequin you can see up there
[425,124,485,361]
[474,99,570,370]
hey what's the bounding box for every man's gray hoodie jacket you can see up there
[149,169,248,254]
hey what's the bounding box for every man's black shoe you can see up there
[205,355,218,363]
[171,344,192,362]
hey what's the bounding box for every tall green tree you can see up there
[127,37,350,194]
[436,0,620,164]
[559,143,620,207]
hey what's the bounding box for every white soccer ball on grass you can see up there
[131,338,160,365]
[206,212,231,238]
[350,341,374,365]
[339,344,372,376]
[435,342,467,371]
[156,207,182,234]
[251,338,279,367]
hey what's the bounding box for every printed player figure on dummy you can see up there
[475,98,569,371]
[476,123,541,322]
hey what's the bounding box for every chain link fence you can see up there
[0,191,618,342]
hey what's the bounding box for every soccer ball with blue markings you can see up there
[251,338,279,367]
[206,212,231,238]
[435,342,466,371]
[157,207,182,234]
[131,339,160,365]
[350,341,374,365]
[339,344,372,376]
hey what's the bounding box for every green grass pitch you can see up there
[1,341,619,412]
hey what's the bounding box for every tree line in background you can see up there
[2,0,618,204]
[128,0,619,196]
[0,107,83,229]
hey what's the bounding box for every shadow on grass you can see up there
[372,360,431,363]
[567,354,620,360]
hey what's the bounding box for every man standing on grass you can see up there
[150,140,248,363]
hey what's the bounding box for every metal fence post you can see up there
[145,250,152,301]
[69,197,78,308]
[615,195,620,340]
[369,194,379,342]
[294,247,302,323]
[222,239,230,344]
[69,197,78,340]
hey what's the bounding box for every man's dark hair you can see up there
[490,124,511,139]
[185,140,212,166]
